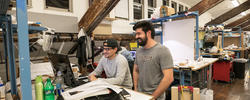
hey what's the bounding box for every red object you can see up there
[213,61,232,82]
[178,86,194,92]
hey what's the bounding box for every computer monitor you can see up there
[47,53,71,73]
[47,53,85,87]
[129,51,136,59]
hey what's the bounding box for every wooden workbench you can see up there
[174,58,218,89]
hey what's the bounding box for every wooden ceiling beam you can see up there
[239,19,250,29]
[78,0,120,36]
[225,13,250,28]
[206,0,250,25]
[243,25,250,31]
[94,34,135,41]
[188,0,224,15]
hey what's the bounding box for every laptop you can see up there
[47,53,87,87]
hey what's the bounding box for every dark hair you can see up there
[133,21,155,39]
[103,39,121,53]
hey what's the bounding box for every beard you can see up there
[137,36,147,46]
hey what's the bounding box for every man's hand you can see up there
[88,74,97,81]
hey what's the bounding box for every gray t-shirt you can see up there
[135,43,173,100]
[90,54,133,89]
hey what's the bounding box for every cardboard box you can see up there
[160,6,175,17]
[171,86,200,100]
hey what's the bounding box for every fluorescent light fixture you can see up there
[241,12,246,16]
[231,0,239,7]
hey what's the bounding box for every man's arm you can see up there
[88,59,104,81]
[99,59,128,85]
[133,64,139,91]
[152,68,173,99]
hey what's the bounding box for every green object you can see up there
[35,76,44,100]
[44,78,55,100]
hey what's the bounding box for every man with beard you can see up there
[88,39,133,89]
[133,21,174,100]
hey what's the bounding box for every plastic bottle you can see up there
[54,71,64,96]
[0,77,5,99]
[44,78,55,100]
[35,76,44,100]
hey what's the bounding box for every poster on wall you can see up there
[162,18,196,63]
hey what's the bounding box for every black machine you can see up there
[47,53,86,87]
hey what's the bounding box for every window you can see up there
[134,4,143,19]
[134,0,143,19]
[148,0,156,8]
[163,0,169,6]
[27,0,31,6]
[148,9,153,18]
[185,7,188,11]
[134,0,142,4]
[171,1,177,12]
[179,4,183,12]
[45,0,72,12]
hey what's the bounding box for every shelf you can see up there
[224,35,240,37]
[12,24,47,33]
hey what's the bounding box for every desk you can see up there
[123,88,153,100]
[62,79,153,100]
[224,49,242,58]
[224,48,250,58]
[201,52,235,58]
[174,58,218,89]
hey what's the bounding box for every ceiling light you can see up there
[231,0,239,7]
[241,12,246,16]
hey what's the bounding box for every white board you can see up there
[163,18,196,63]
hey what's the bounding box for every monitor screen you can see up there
[47,53,71,73]
[129,51,136,58]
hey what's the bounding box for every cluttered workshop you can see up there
[0,0,250,100]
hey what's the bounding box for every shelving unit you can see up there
[146,12,200,86]
[204,26,243,58]
[134,11,200,59]
[0,0,46,99]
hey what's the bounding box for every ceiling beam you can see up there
[242,25,250,31]
[206,0,250,25]
[225,13,250,28]
[78,0,120,36]
[94,34,135,41]
[232,19,250,31]
[239,19,250,28]
[188,0,224,15]
[243,25,250,31]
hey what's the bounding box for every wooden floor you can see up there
[212,77,250,100]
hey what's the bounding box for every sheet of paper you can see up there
[62,80,122,100]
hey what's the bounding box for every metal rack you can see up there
[203,25,243,58]
[146,12,200,86]
[211,29,242,49]
[147,11,199,59]
[0,0,46,99]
